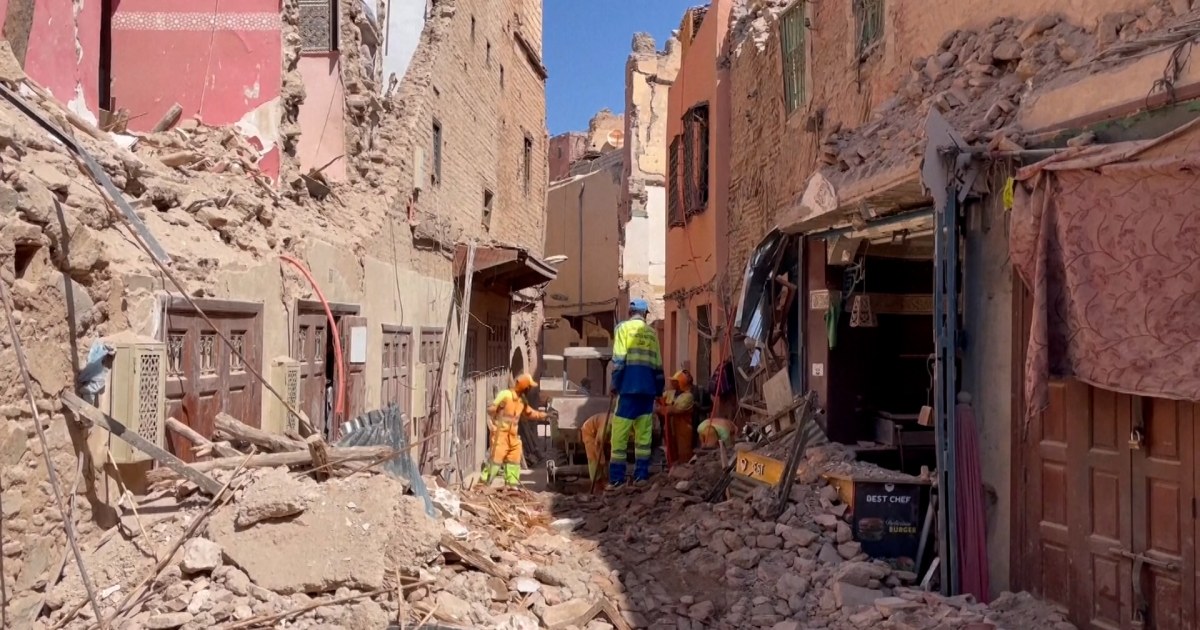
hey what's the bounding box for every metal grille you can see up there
[199,333,216,375]
[668,137,684,227]
[298,325,309,363]
[230,333,245,372]
[285,365,300,432]
[137,350,163,445]
[315,327,326,363]
[298,0,336,53]
[780,3,807,113]
[167,332,184,376]
[854,0,885,59]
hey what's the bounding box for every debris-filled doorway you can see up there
[807,215,939,476]
[293,300,366,440]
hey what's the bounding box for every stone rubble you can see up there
[22,439,1075,630]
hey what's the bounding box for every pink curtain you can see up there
[1010,119,1200,422]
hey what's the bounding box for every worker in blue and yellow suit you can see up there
[609,298,665,487]
[481,374,546,488]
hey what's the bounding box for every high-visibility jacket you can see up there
[611,317,664,397]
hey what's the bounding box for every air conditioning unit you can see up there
[107,341,167,464]
[264,356,302,434]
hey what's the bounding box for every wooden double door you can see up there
[162,299,263,462]
[1020,381,1199,630]
[293,303,366,439]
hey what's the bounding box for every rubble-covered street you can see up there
[2,0,1199,628]
[31,443,1073,630]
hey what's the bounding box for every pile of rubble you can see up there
[546,445,1073,630]
[819,2,1192,175]
[24,435,1074,630]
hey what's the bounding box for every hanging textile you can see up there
[1010,118,1200,422]
[954,397,989,603]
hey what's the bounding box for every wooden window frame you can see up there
[523,134,533,195]
[431,119,443,187]
[683,103,710,218]
[668,136,684,228]
[483,188,494,230]
[854,0,885,61]
[780,2,808,114]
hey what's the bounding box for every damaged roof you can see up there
[800,4,1200,224]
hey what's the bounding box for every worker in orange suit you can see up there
[657,370,696,465]
[481,374,546,488]
[580,412,612,491]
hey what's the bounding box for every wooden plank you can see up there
[186,446,392,473]
[215,412,305,452]
[439,536,508,580]
[306,434,331,481]
[61,391,224,496]
[763,369,794,417]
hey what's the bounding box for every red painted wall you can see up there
[109,0,282,173]
[4,0,103,117]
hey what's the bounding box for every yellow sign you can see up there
[734,452,785,487]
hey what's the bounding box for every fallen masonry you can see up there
[29,442,1075,629]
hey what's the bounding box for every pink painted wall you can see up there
[296,54,346,182]
[109,0,282,174]
[14,0,103,117]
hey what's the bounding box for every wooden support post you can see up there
[306,434,331,481]
[60,391,225,497]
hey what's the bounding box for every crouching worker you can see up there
[481,374,546,488]
[580,412,611,492]
[697,416,736,449]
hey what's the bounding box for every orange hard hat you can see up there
[514,374,538,391]
[672,370,692,388]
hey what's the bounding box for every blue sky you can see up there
[544,0,699,135]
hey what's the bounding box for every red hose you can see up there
[280,255,345,425]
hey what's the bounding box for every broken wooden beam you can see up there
[152,102,183,132]
[185,445,393,473]
[306,434,331,481]
[214,412,305,453]
[439,536,509,580]
[166,417,240,458]
[60,391,224,496]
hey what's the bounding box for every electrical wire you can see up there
[279,255,347,426]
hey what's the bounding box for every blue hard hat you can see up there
[630,298,649,313]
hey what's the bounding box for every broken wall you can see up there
[0,0,102,119]
[549,132,587,182]
[108,0,283,176]
[725,0,1171,598]
[381,0,430,90]
[543,154,623,319]
[622,33,679,323]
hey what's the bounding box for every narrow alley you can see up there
[1,0,1200,629]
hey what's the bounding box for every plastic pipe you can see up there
[279,255,346,425]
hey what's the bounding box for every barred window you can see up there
[683,103,710,217]
[854,0,885,59]
[668,136,684,227]
[780,2,806,114]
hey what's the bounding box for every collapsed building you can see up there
[658,0,1200,627]
[0,0,557,623]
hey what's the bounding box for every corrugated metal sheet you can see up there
[336,405,435,518]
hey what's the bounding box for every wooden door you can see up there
[381,326,412,417]
[162,300,263,462]
[418,328,444,460]
[1130,398,1194,630]
[294,311,329,436]
[338,315,368,429]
